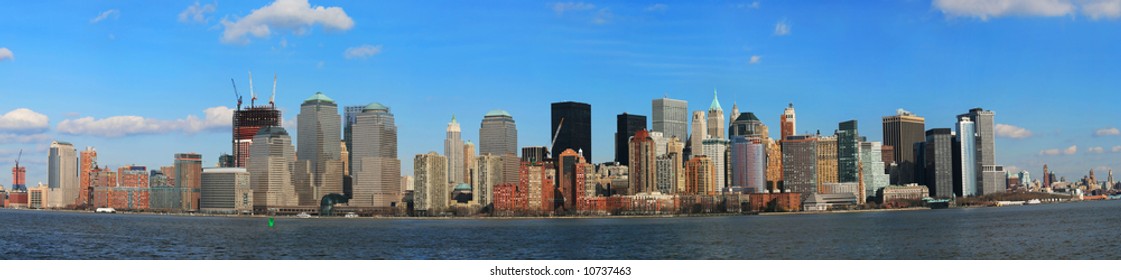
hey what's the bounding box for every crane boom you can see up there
[15,149,21,168]
[248,71,257,106]
[270,73,277,107]
[550,117,564,153]
[231,78,243,109]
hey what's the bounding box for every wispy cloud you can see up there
[56,106,233,138]
[735,2,761,10]
[995,123,1033,139]
[220,0,354,44]
[593,8,614,25]
[1089,146,1106,154]
[179,1,217,24]
[645,4,668,12]
[0,48,12,62]
[1040,145,1078,156]
[344,44,383,59]
[90,9,120,24]
[1113,146,1121,153]
[552,2,596,15]
[774,19,790,36]
[1094,127,1120,137]
[749,55,761,64]
[934,0,1121,20]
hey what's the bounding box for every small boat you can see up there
[95,208,117,213]
[344,212,359,218]
[1026,199,1041,205]
[296,212,312,218]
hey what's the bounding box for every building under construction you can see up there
[231,72,282,168]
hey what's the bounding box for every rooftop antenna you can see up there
[249,71,257,107]
[270,73,277,107]
[230,79,243,110]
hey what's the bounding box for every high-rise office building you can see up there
[859,141,889,198]
[686,156,715,195]
[702,138,729,190]
[652,97,689,141]
[924,128,957,198]
[343,105,364,154]
[955,116,977,197]
[464,141,476,188]
[480,110,518,157]
[837,120,860,182]
[48,141,78,208]
[731,136,766,193]
[350,102,402,208]
[655,153,681,194]
[79,146,97,206]
[232,105,281,168]
[690,111,706,157]
[11,164,26,191]
[882,109,925,184]
[816,135,838,193]
[957,108,1003,195]
[782,135,817,195]
[445,116,465,184]
[730,112,764,138]
[556,149,587,212]
[295,92,344,206]
[248,127,297,209]
[175,153,203,211]
[615,113,647,165]
[729,102,740,127]
[706,91,725,140]
[414,152,449,215]
[200,167,252,214]
[551,102,592,162]
[780,103,796,141]
[521,146,549,164]
[764,137,783,191]
[628,129,656,194]
[475,154,505,207]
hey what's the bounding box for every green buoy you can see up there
[268,217,275,228]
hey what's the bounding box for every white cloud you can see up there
[1065,145,1078,155]
[774,20,790,36]
[344,44,383,59]
[995,123,1033,139]
[1113,146,1121,153]
[749,55,761,64]
[0,108,49,133]
[179,1,217,24]
[1088,146,1106,154]
[0,48,12,61]
[552,2,596,15]
[220,0,354,44]
[1040,148,1061,156]
[56,106,233,138]
[1039,145,1078,156]
[1083,0,1121,19]
[645,4,668,12]
[90,9,120,24]
[1094,127,1120,136]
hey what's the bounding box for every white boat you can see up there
[95,208,117,213]
[296,212,312,218]
[1026,199,1042,205]
[344,212,359,218]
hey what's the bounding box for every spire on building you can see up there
[709,89,723,111]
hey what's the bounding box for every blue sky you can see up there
[1,0,1119,186]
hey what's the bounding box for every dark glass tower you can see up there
[615,113,647,165]
[837,120,860,182]
[551,102,592,162]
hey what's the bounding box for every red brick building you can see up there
[747,192,801,212]
[493,183,528,215]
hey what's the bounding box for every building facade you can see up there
[248,127,297,209]
[295,92,344,206]
[350,102,402,208]
[652,97,688,141]
[782,135,817,195]
[837,120,860,182]
[615,113,647,165]
[882,109,926,185]
[414,152,449,215]
[48,141,78,208]
[628,129,656,194]
[200,167,252,213]
[445,116,465,184]
[480,109,518,156]
[551,102,591,162]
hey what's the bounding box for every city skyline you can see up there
[1,0,1120,185]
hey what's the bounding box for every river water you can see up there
[2,200,1118,259]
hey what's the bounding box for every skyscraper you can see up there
[480,110,518,156]
[816,135,838,193]
[248,127,297,209]
[690,111,706,157]
[837,120,860,182]
[474,154,505,207]
[556,149,587,212]
[200,167,252,214]
[414,152,449,215]
[859,141,889,198]
[295,92,343,206]
[685,156,715,195]
[955,116,977,197]
[232,105,281,168]
[628,129,656,194]
[174,153,203,211]
[343,105,364,154]
[882,109,925,184]
[350,102,402,208]
[706,90,725,139]
[924,128,956,198]
[702,138,729,190]
[782,135,817,195]
[445,116,465,184]
[48,141,78,208]
[764,137,783,191]
[652,97,688,141]
[551,102,592,162]
[731,136,765,193]
[11,163,26,191]
[957,108,1003,195]
[464,141,476,188]
[780,103,796,141]
[79,146,97,206]
[729,112,764,138]
[615,113,647,165]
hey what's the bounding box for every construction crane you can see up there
[230,78,243,110]
[550,117,564,154]
[248,71,257,107]
[270,73,277,107]
[14,149,21,170]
